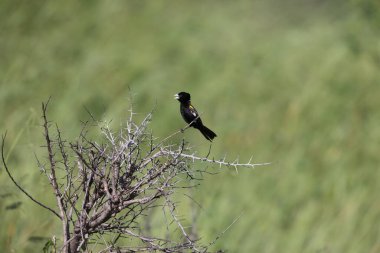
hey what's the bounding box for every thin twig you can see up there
[42,101,70,252]
[163,150,271,169]
[208,211,244,248]
[1,133,60,219]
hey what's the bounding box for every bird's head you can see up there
[174,92,191,103]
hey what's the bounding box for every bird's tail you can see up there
[198,125,217,141]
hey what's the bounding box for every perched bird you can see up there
[174,92,217,141]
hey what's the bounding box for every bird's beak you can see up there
[174,94,179,100]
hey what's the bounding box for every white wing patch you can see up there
[189,105,198,117]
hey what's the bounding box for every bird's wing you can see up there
[189,105,198,117]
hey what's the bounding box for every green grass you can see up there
[1,1,380,252]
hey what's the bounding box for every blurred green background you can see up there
[1,0,380,252]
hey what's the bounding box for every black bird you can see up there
[174,92,217,141]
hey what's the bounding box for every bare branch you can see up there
[42,101,70,252]
[1,133,60,219]
[207,211,244,249]
[162,150,271,170]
